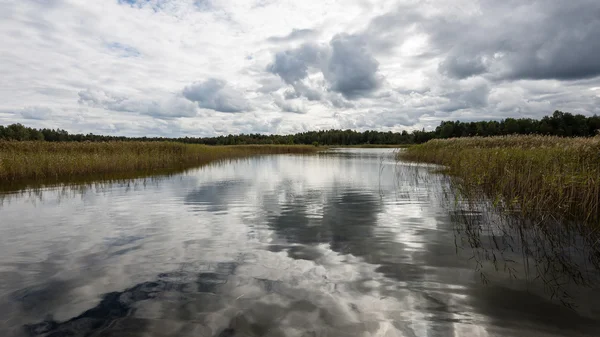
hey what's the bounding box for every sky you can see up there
[1,0,600,137]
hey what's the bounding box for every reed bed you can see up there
[0,142,318,184]
[399,135,600,226]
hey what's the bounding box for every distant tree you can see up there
[0,110,597,144]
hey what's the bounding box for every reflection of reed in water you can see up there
[396,162,600,309]
[0,156,270,207]
[0,175,170,207]
[449,186,600,309]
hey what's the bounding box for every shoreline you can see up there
[398,135,600,226]
[0,142,319,191]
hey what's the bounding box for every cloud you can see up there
[267,28,317,43]
[359,1,600,82]
[438,53,488,79]
[325,33,382,98]
[491,1,600,81]
[78,89,198,118]
[441,83,491,113]
[273,95,307,114]
[78,89,130,111]
[328,94,355,109]
[372,110,418,128]
[2,0,600,137]
[267,34,382,100]
[105,42,141,58]
[256,76,285,93]
[266,44,325,84]
[427,1,600,81]
[182,79,251,113]
[334,109,417,131]
[20,106,55,120]
[284,82,322,101]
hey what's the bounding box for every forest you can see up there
[1,111,599,145]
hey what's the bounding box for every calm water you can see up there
[1,148,599,337]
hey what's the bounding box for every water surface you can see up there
[1,149,599,337]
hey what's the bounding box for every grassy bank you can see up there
[0,142,318,186]
[334,144,412,148]
[399,136,600,225]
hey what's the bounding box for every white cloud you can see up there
[182,79,251,113]
[19,106,55,120]
[78,89,198,118]
[273,95,307,114]
[0,0,599,136]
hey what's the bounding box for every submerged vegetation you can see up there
[0,142,317,187]
[400,135,600,226]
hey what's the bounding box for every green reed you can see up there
[399,135,600,226]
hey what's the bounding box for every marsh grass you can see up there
[393,164,600,308]
[451,198,600,308]
[399,135,600,226]
[0,142,318,187]
[335,144,413,148]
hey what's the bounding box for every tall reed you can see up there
[399,135,600,226]
[0,142,318,185]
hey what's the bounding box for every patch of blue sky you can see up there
[106,42,141,58]
[118,0,144,5]
[117,0,215,14]
[194,0,212,11]
[117,0,158,10]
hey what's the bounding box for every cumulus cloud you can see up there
[273,95,307,114]
[284,82,323,101]
[266,44,325,84]
[256,76,285,93]
[328,94,355,109]
[325,33,382,98]
[182,79,251,113]
[267,34,382,100]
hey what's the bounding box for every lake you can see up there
[1,148,599,337]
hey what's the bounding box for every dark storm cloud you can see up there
[182,78,251,113]
[267,28,317,43]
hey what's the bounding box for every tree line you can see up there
[1,111,599,145]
